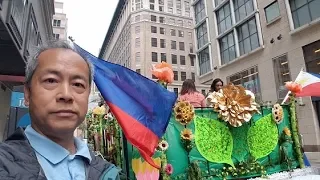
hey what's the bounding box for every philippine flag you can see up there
[295,71,320,97]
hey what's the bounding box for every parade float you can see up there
[83,62,320,179]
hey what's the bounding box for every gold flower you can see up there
[207,83,260,127]
[174,101,195,125]
[283,127,291,136]
[272,103,283,124]
[180,128,193,140]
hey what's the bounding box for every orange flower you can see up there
[152,61,174,84]
[285,81,302,94]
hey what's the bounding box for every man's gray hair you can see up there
[25,40,94,87]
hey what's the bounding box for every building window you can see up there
[181,72,187,81]
[174,71,178,80]
[227,66,261,102]
[273,54,291,100]
[195,0,206,24]
[160,27,165,34]
[160,39,166,48]
[152,52,158,62]
[151,15,157,22]
[150,4,155,10]
[53,33,60,40]
[201,89,206,96]
[53,19,61,27]
[177,20,183,26]
[169,18,175,24]
[135,26,141,34]
[196,22,208,49]
[178,30,184,37]
[179,42,185,51]
[174,88,179,95]
[172,54,177,64]
[179,55,185,65]
[234,0,254,23]
[168,7,173,13]
[238,18,259,56]
[151,26,157,33]
[171,40,177,49]
[135,15,141,22]
[216,3,232,34]
[265,1,280,23]
[161,53,167,62]
[135,52,141,62]
[191,72,195,81]
[289,0,320,28]
[189,43,194,53]
[190,57,195,66]
[160,17,165,23]
[135,38,141,48]
[170,29,176,36]
[151,38,157,47]
[215,0,224,6]
[220,32,236,64]
[198,47,211,75]
[136,69,141,74]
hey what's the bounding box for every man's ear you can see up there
[24,85,30,107]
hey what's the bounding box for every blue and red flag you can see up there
[75,44,177,168]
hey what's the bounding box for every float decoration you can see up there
[207,83,260,127]
[194,116,234,167]
[247,114,278,159]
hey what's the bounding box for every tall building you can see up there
[0,0,55,140]
[99,0,210,95]
[192,0,320,151]
[52,1,67,40]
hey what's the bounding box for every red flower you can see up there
[285,81,302,94]
[165,164,173,175]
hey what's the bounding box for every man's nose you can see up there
[57,83,74,103]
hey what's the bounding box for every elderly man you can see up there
[0,41,119,180]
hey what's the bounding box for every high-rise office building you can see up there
[99,0,210,96]
[52,1,67,40]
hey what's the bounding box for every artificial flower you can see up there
[174,101,195,125]
[180,128,193,140]
[151,61,174,84]
[165,164,174,175]
[207,83,260,127]
[272,103,284,124]
[92,106,106,115]
[283,127,291,136]
[158,140,169,151]
[285,81,302,94]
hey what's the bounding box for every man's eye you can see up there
[74,83,85,88]
[45,78,57,83]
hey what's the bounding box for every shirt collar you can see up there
[24,125,92,165]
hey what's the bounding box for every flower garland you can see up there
[152,61,175,179]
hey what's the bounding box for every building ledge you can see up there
[219,46,265,70]
[290,18,320,36]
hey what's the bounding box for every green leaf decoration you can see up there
[247,114,278,159]
[194,116,234,167]
[231,123,250,162]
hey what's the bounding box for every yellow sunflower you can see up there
[180,128,193,140]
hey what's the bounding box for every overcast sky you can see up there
[58,0,118,56]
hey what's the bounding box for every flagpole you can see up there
[281,67,304,105]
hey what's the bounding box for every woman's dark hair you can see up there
[180,79,197,95]
[210,78,223,92]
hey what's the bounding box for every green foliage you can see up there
[247,114,278,159]
[194,116,234,167]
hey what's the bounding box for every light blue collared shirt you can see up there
[25,125,92,180]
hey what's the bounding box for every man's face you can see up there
[24,48,90,135]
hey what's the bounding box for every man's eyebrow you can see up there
[41,69,88,82]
